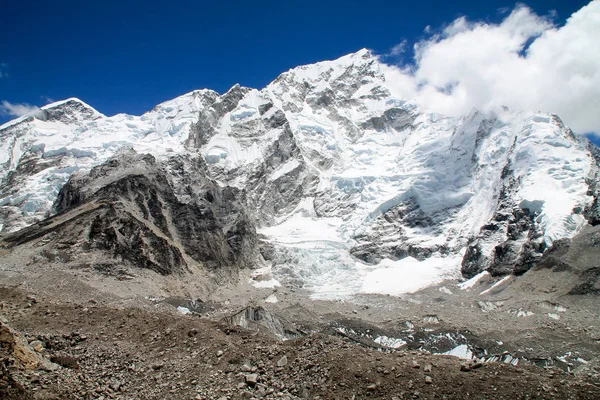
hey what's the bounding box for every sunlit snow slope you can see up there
[1,50,599,299]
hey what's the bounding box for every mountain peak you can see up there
[0,98,104,132]
[268,49,382,93]
[41,97,91,110]
[222,83,252,97]
[36,98,104,124]
[353,47,373,58]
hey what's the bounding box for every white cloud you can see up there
[387,40,408,57]
[0,63,7,78]
[379,1,600,134]
[0,100,39,117]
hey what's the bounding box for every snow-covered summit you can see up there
[1,50,598,299]
[38,97,105,124]
[148,89,218,117]
[40,97,101,113]
[0,98,103,133]
[274,48,378,83]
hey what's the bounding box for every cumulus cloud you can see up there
[0,100,39,117]
[380,1,600,135]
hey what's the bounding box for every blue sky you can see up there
[0,0,597,144]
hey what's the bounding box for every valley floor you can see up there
[1,280,599,400]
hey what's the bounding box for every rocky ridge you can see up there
[1,149,258,280]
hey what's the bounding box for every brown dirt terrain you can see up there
[1,286,599,400]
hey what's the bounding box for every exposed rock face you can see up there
[34,98,104,124]
[460,181,544,278]
[244,126,318,223]
[0,319,48,370]
[2,150,258,276]
[350,198,453,264]
[584,143,600,226]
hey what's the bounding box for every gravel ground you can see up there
[1,286,600,400]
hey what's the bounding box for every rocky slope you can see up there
[0,149,258,282]
[1,49,599,299]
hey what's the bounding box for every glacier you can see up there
[1,49,598,299]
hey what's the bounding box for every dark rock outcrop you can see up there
[2,150,258,277]
[360,106,416,133]
[349,198,453,265]
[244,126,318,223]
[462,207,543,278]
[584,142,600,226]
[461,149,545,278]
[35,99,102,124]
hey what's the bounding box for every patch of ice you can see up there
[458,271,489,290]
[423,315,440,324]
[557,351,572,363]
[518,310,534,317]
[264,294,279,303]
[373,335,407,349]
[443,344,473,360]
[503,354,519,366]
[439,286,453,295]
[250,277,281,289]
[177,306,191,315]
[548,313,560,320]
[509,309,534,317]
[478,301,504,312]
[479,275,511,295]
[230,109,256,121]
[259,213,344,249]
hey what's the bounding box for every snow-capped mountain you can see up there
[1,49,598,299]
